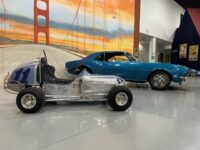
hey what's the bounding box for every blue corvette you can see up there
[65,51,189,90]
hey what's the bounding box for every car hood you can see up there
[65,60,82,68]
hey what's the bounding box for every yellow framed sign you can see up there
[179,43,187,58]
[189,45,199,61]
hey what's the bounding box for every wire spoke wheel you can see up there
[152,74,168,88]
[149,71,171,90]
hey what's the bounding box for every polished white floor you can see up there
[0,78,200,150]
[1,45,200,150]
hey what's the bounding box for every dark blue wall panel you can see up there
[172,10,200,70]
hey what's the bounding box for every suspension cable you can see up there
[84,0,87,53]
[1,0,7,13]
[76,10,78,49]
[92,0,96,51]
[1,0,7,38]
[103,0,107,51]
[1,0,7,84]
[118,0,122,51]
[61,0,82,48]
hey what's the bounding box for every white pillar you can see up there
[149,37,156,63]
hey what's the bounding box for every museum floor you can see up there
[0,78,200,150]
[0,45,200,150]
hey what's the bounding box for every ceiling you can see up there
[175,0,200,8]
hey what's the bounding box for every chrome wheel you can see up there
[115,92,128,106]
[152,73,168,88]
[21,94,37,109]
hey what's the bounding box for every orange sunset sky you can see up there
[0,0,135,54]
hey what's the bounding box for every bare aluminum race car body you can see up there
[4,51,133,113]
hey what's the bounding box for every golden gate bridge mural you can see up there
[0,0,136,54]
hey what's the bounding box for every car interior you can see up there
[40,57,74,84]
[96,52,135,62]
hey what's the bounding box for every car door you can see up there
[86,53,104,74]
[125,53,148,81]
[100,52,138,80]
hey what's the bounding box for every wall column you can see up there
[149,37,156,62]
[134,0,141,58]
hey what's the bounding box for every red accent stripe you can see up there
[188,8,200,37]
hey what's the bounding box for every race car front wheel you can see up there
[16,87,45,113]
[108,86,133,111]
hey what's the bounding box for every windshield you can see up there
[126,52,138,62]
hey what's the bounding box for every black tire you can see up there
[108,86,133,111]
[149,71,171,90]
[16,87,45,113]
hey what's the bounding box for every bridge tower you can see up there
[34,0,49,45]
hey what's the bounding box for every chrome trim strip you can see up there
[46,98,107,102]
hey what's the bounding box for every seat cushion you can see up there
[41,64,73,84]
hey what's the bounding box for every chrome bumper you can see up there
[3,73,25,94]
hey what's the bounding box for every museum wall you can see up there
[139,43,149,62]
[172,8,200,71]
[140,0,184,42]
[0,0,136,54]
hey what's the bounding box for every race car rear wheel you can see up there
[149,71,171,90]
[16,87,45,113]
[108,86,133,111]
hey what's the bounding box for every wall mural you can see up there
[0,0,135,54]
[0,0,135,53]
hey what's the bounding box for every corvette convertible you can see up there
[65,51,189,90]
